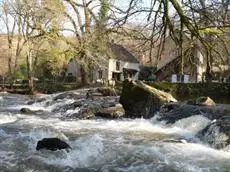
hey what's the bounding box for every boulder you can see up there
[86,90,95,99]
[97,87,117,96]
[162,139,187,144]
[52,100,83,113]
[86,87,117,98]
[197,118,230,149]
[119,79,177,118]
[20,107,43,114]
[36,138,71,151]
[53,92,82,101]
[71,102,123,120]
[53,95,120,120]
[95,103,125,119]
[61,110,95,120]
[27,98,46,105]
[59,106,96,120]
[82,110,95,119]
[27,101,35,105]
[36,98,47,103]
[20,108,33,113]
[187,96,216,106]
[158,103,229,124]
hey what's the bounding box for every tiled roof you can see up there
[109,43,139,63]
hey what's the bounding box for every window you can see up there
[112,72,121,81]
[116,61,120,71]
[98,70,103,79]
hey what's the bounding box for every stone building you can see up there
[66,43,141,83]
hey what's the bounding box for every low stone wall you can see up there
[145,82,230,104]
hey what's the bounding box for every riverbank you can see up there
[0,82,81,95]
[145,82,230,104]
[3,81,230,104]
[0,81,122,96]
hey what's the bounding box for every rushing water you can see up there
[0,92,230,172]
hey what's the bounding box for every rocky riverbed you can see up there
[14,83,230,150]
[0,84,230,171]
[119,79,230,150]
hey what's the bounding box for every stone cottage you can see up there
[152,33,205,83]
[153,30,230,83]
[66,43,140,83]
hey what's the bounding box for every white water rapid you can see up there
[0,92,229,172]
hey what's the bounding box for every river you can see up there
[0,92,230,172]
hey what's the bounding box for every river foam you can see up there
[0,93,230,171]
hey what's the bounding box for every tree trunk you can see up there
[180,21,184,75]
[80,66,89,85]
[79,50,90,85]
[26,52,34,94]
[8,55,13,88]
[205,50,212,83]
[7,39,14,88]
[13,33,23,81]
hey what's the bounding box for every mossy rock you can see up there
[187,96,216,106]
[97,87,117,96]
[120,79,177,118]
[95,104,125,119]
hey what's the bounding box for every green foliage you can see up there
[66,75,78,83]
[146,82,230,104]
[146,82,176,92]
[35,82,80,94]
[34,48,68,80]
[14,64,27,79]
[99,0,110,22]
[199,27,224,35]
[138,66,157,81]
[14,71,25,79]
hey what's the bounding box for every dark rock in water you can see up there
[119,79,177,118]
[52,95,120,120]
[95,112,116,118]
[20,107,43,114]
[187,96,216,106]
[20,108,33,113]
[61,109,95,120]
[86,90,94,99]
[101,103,117,108]
[158,103,230,124]
[86,87,117,98]
[82,110,95,119]
[27,98,46,105]
[197,118,230,149]
[27,100,35,105]
[97,87,117,96]
[36,98,47,103]
[53,92,82,101]
[52,100,83,113]
[95,104,125,119]
[159,103,230,150]
[36,138,71,151]
[162,139,187,143]
[158,103,204,123]
[62,100,123,120]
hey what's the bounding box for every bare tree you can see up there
[7,0,64,93]
[0,0,18,86]
[111,0,230,81]
[60,0,113,84]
